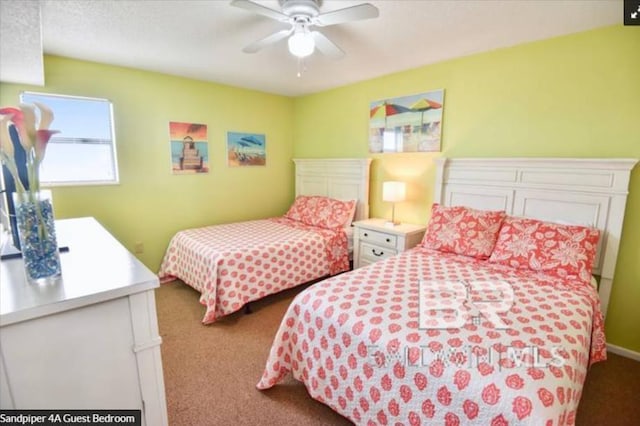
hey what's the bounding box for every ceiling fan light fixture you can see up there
[232,0,379,61]
[288,31,315,58]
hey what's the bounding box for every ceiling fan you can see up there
[230,0,379,59]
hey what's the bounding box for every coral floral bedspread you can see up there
[257,247,606,425]
[158,218,348,324]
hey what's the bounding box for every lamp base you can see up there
[385,203,401,227]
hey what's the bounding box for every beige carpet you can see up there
[156,280,640,426]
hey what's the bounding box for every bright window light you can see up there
[20,92,119,186]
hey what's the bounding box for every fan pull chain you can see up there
[297,57,307,78]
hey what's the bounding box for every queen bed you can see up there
[158,158,371,324]
[257,157,637,424]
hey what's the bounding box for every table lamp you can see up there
[382,181,406,226]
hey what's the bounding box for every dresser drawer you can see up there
[358,228,397,249]
[360,242,397,262]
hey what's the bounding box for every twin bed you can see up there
[158,158,371,323]
[159,157,636,424]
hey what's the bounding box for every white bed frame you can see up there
[434,157,637,319]
[293,158,372,222]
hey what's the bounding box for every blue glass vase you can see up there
[12,190,62,284]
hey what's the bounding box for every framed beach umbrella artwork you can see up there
[369,89,444,153]
[227,132,266,166]
[169,121,209,174]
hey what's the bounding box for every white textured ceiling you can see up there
[1,0,622,96]
[0,0,43,86]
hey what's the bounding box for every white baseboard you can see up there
[607,343,640,361]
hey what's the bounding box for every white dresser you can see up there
[0,217,167,425]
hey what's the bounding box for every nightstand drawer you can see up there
[353,219,426,269]
[360,242,397,261]
[358,228,397,249]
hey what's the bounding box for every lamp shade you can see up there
[288,32,315,58]
[382,181,406,203]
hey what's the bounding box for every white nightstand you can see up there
[353,218,427,269]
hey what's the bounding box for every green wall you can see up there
[0,56,295,272]
[1,26,638,352]
[293,25,640,352]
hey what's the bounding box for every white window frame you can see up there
[20,91,120,186]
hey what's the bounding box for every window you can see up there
[20,92,119,185]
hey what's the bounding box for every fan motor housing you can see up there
[279,0,321,17]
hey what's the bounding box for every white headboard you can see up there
[434,157,637,319]
[293,158,372,222]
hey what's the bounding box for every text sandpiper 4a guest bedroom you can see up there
[1,1,639,425]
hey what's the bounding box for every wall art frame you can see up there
[169,121,209,174]
[369,89,444,153]
[227,131,266,167]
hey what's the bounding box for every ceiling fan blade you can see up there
[243,28,293,53]
[310,31,345,60]
[231,0,288,22]
[316,3,379,27]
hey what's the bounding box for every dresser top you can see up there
[1,217,159,326]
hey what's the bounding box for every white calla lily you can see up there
[34,101,54,130]
[0,114,15,158]
[18,103,37,149]
[0,102,59,197]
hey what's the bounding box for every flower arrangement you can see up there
[0,103,61,282]
[0,103,58,196]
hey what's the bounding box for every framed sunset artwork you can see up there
[169,121,209,174]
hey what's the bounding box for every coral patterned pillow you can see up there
[285,195,357,230]
[422,204,506,259]
[488,216,600,285]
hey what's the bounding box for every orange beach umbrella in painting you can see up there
[410,98,442,127]
[370,102,411,128]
